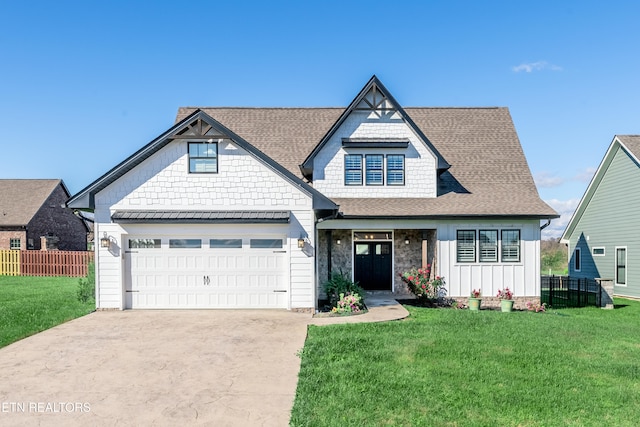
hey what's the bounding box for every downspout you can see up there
[540,219,551,231]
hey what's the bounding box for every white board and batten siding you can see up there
[93,139,316,310]
[439,220,541,298]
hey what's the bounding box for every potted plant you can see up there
[497,287,514,312]
[469,289,482,311]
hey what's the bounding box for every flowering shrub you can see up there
[471,289,482,298]
[497,287,514,300]
[331,292,365,314]
[400,265,445,301]
[323,271,364,308]
[526,301,547,312]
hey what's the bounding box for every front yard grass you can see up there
[0,275,95,349]
[291,298,640,426]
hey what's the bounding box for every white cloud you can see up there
[512,61,563,73]
[541,198,581,239]
[573,167,597,183]
[534,171,564,188]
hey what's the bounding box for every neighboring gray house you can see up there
[562,135,640,299]
[67,76,557,310]
[0,179,89,251]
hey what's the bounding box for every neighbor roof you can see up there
[176,106,557,218]
[0,179,64,226]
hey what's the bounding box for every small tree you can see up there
[77,262,95,303]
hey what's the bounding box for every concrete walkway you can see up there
[310,293,410,325]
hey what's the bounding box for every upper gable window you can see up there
[365,155,384,185]
[189,142,218,173]
[344,155,363,185]
[386,155,405,185]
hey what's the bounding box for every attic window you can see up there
[189,142,218,173]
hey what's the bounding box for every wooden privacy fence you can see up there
[0,250,94,277]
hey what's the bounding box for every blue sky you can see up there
[1,1,638,238]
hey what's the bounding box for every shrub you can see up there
[400,265,446,302]
[77,262,95,303]
[331,292,365,315]
[323,271,364,308]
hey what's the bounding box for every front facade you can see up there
[68,76,557,310]
[0,179,88,251]
[562,135,640,299]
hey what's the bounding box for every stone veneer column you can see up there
[595,278,614,309]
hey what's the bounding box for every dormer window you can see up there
[344,154,363,185]
[365,155,383,185]
[344,153,405,186]
[386,155,405,185]
[189,142,218,173]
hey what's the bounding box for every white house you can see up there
[67,76,557,310]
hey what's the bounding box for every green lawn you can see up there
[0,275,95,348]
[292,299,640,426]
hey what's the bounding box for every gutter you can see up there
[540,219,551,230]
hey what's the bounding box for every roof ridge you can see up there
[179,106,506,110]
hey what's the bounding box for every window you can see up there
[616,248,626,285]
[457,230,476,262]
[9,239,20,250]
[592,247,605,256]
[129,239,161,249]
[189,142,217,173]
[501,230,521,262]
[344,155,362,185]
[250,239,283,249]
[210,239,242,248]
[365,155,384,185]
[169,239,202,249]
[386,155,405,185]
[479,230,498,262]
[573,247,581,272]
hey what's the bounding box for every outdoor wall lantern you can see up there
[100,232,111,248]
[336,239,341,245]
[297,236,305,249]
[404,236,410,245]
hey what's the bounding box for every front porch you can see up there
[317,229,437,299]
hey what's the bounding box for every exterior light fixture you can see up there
[404,237,410,245]
[336,239,341,245]
[297,236,305,249]
[100,232,110,248]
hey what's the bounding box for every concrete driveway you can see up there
[0,310,311,426]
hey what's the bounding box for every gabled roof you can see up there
[299,75,450,179]
[562,135,640,240]
[67,110,338,211]
[0,179,65,226]
[178,106,557,218]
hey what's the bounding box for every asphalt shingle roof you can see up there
[0,179,62,226]
[176,107,557,218]
[617,135,640,159]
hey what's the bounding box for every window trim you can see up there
[479,230,498,263]
[457,230,476,263]
[501,230,521,263]
[615,247,627,286]
[344,154,363,186]
[592,247,605,257]
[386,154,405,186]
[188,141,218,174]
[573,247,581,272]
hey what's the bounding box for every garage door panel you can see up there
[126,234,289,309]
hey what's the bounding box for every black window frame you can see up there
[188,142,218,174]
[479,230,498,263]
[344,154,363,186]
[386,154,405,186]
[501,230,521,263]
[457,230,476,263]
[365,154,384,186]
[616,247,626,285]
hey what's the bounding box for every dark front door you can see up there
[354,242,392,290]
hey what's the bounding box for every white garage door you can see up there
[124,235,289,309]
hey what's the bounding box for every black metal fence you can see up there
[541,276,599,308]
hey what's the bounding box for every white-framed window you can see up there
[616,247,626,286]
[457,230,476,263]
[188,142,218,173]
[573,247,581,272]
[592,247,605,256]
[501,230,521,262]
[479,230,498,262]
[386,155,405,185]
[9,238,20,250]
[344,154,363,185]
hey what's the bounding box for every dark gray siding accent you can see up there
[567,146,640,298]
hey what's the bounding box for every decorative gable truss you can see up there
[301,76,450,199]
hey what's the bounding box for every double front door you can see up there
[354,242,392,291]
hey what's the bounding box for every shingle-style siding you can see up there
[312,110,437,198]
[27,184,88,251]
[94,138,316,309]
[567,145,640,298]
